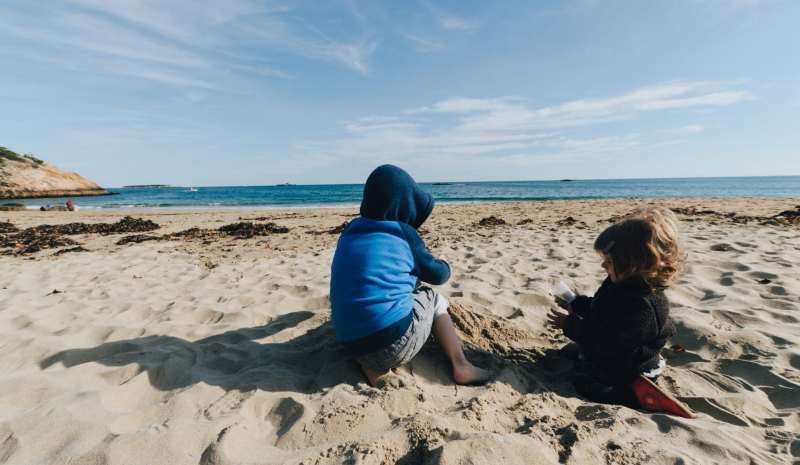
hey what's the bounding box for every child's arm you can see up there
[559,295,592,317]
[572,295,592,313]
[399,223,451,285]
[561,294,658,354]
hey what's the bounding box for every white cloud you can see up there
[421,1,476,31]
[410,97,524,114]
[660,124,705,135]
[401,33,445,52]
[431,83,754,132]
[0,14,203,66]
[290,82,749,172]
[0,0,380,89]
[438,17,474,31]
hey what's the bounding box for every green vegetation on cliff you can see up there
[0,147,44,167]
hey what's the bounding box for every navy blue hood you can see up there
[360,165,434,229]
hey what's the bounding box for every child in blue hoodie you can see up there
[331,165,489,387]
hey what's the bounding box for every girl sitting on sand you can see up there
[547,206,694,418]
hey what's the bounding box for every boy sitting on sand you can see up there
[547,206,694,418]
[330,165,489,387]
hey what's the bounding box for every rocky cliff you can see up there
[0,147,110,199]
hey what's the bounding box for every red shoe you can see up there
[629,376,695,419]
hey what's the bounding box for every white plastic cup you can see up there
[550,281,577,304]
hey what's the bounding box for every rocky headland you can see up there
[0,147,110,199]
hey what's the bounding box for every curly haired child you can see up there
[547,206,694,418]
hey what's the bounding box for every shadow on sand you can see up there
[39,311,364,395]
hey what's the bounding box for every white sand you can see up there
[0,198,798,464]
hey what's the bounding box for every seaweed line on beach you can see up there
[671,206,800,227]
[0,216,159,255]
[116,221,290,246]
[307,221,350,236]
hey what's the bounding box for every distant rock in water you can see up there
[433,182,453,185]
[276,183,297,186]
[559,179,578,182]
[0,147,110,199]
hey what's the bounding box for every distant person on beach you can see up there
[547,206,694,418]
[330,165,489,387]
[66,200,74,211]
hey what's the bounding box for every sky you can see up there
[0,0,798,187]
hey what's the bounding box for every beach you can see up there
[1,197,799,464]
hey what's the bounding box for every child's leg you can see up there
[431,310,490,385]
[360,365,391,387]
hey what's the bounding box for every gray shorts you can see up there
[354,286,449,371]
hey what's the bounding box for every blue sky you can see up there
[1,0,798,187]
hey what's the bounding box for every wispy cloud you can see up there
[411,83,752,132]
[0,0,381,89]
[0,13,203,66]
[438,17,474,31]
[401,33,446,52]
[291,82,749,173]
[420,1,476,31]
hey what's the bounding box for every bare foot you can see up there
[453,362,490,385]
[361,364,391,387]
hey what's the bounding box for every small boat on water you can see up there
[185,187,198,192]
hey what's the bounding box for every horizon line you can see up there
[106,174,800,190]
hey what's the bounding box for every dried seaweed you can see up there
[53,246,89,256]
[172,227,217,239]
[218,222,290,238]
[307,221,350,235]
[327,221,349,235]
[517,218,534,225]
[0,228,78,255]
[671,206,800,227]
[478,216,507,227]
[555,216,588,229]
[116,235,163,245]
[597,215,625,224]
[0,221,18,233]
[32,216,160,235]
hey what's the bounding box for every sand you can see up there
[0,197,798,465]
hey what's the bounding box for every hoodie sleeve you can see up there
[568,295,593,317]
[398,223,451,285]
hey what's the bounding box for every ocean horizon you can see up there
[10,175,800,211]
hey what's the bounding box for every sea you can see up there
[11,176,800,211]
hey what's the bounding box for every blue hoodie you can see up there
[330,165,451,356]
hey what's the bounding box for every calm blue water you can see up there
[11,177,800,211]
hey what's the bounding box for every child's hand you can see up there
[551,288,576,311]
[437,253,449,263]
[547,309,569,330]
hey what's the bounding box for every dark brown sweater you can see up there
[563,277,676,383]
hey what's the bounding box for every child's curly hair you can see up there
[593,206,686,289]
